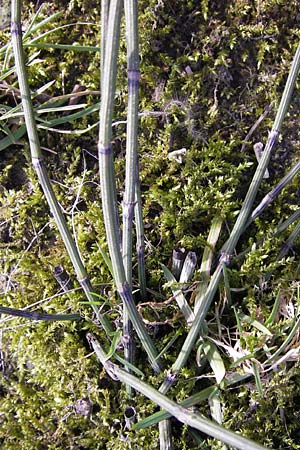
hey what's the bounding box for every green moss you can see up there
[1,0,300,448]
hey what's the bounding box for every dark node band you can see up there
[123,201,135,221]
[128,69,140,81]
[128,69,140,91]
[32,157,44,169]
[98,145,112,155]
[11,22,22,36]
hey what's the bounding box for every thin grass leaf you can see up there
[237,312,273,336]
[36,123,99,135]
[0,124,26,150]
[208,391,224,431]
[194,216,222,313]
[35,79,56,95]
[37,102,100,127]
[26,42,100,52]
[265,314,300,365]
[133,386,217,430]
[1,103,87,120]
[23,9,63,40]
[113,354,145,378]
[265,290,281,325]
[202,340,226,385]
[233,306,243,335]
[105,328,122,362]
[252,360,263,395]
[155,328,182,361]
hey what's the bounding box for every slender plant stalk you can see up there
[264,219,300,281]
[121,0,140,395]
[247,158,300,225]
[236,208,300,262]
[123,0,139,286]
[87,333,269,450]
[101,0,110,89]
[0,306,80,321]
[276,219,300,260]
[135,160,147,299]
[98,0,162,373]
[159,41,300,394]
[11,0,112,335]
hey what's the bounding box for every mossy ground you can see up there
[1,1,300,448]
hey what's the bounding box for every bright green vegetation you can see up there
[1,1,300,449]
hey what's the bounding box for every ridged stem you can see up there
[135,160,147,299]
[159,41,300,394]
[98,0,161,373]
[11,0,112,335]
[87,333,269,450]
[121,0,140,395]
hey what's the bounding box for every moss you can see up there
[1,0,300,448]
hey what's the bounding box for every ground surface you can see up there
[0,1,300,449]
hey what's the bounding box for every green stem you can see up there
[122,0,140,395]
[135,160,147,299]
[98,0,161,373]
[11,0,112,335]
[0,306,80,321]
[160,41,300,393]
[101,0,110,88]
[87,333,269,450]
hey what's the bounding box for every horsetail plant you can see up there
[159,41,300,395]
[264,218,300,282]
[98,0,162,374]
[100,0,110,88]
[87,332,269,450]
[134,161,147,300]
[122,0,140,394]
[126,4,171,444]
[0,305,81,321]
[10,0,112,334]
[248,158,300,225]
